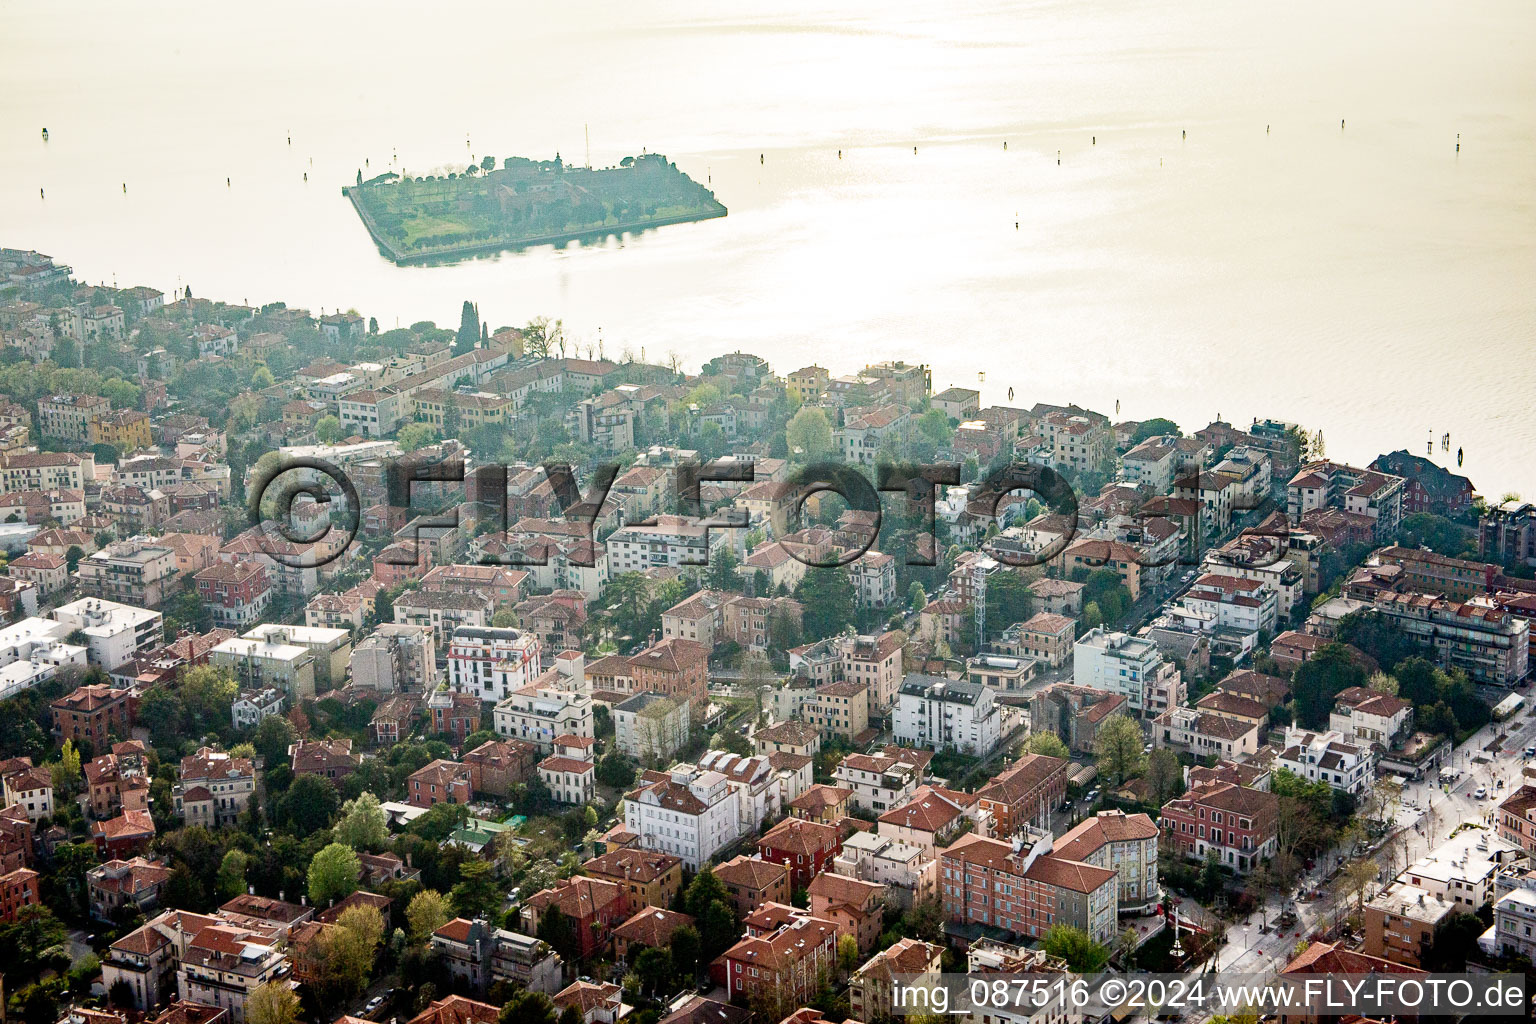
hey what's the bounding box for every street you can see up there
[1186,683,1536,1019]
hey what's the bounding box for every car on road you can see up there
[1475,784,1488,799]
[1524,746,1534,757]
[364,997,385,1016]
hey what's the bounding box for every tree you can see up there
[837,933,859,974]
[52,739,82,796]
[1022,732,1069,760]
[1146,748,1183,804]
[635,945,674,998]
[315,415,342,444]
[64,544,84,573]
[334,903,385,989]
[1420,911,1487,972]
[536,906,581,963]
[398,422,439,452]
[1342,856,1378,915]
[917,407,954,444]
[1039,924,1110,972]
[181,665,239,733]
[710,728,752,758]
[785,406,833,463]
[455,301,480,355]
[216,849,250,901]
[908,581,926,613]
[500,990,558,1024]
[335,792,388,851]
[307,842,361,907]
[768,603,802,653]
[1093,713,1146,784]
[671,923,702,978]
[279,772,339,837]
[1367,671,1398,696]
[1292,643,1367,728]
[521,317,564,360]
[1129,418,1181,444]
[684,868,738,959]
[983,569,1033,639]
[795,567,856,639]
[1199,851,1224,898]
[491,829,527,877]
[405,889,451,942]
[451,859,499,919]
[704,545,742,592]
[595,752,636,789]
[253,715,296,769]
[248,981,300,1024]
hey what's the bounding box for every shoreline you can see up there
[342,186,727,266]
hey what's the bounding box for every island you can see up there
[342,152,726,264]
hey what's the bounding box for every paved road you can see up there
[1184,680,1536,1020]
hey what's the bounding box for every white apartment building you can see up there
[1073,628,1166,716]
[349,623,436,692]
[0,617,83,700]
[1211,446,1273,507]
[76,538,178,608]
[963,941,1083,1024]
[1202,551,1306,617]
[0,451,90,493]
[1119,436,1182,494]
[447,626,541,703]
[1167,573,1279,636]
[393,589,494,654]
[1330,686,1415,749]
[230,687,284,730]
[1273,728,1377,796]
[831,829,936,909]
[833,751,923,814]
[1494,887,1536,961]
[1402,825,1526,910]
[176,925,287,1024]
[697,749,782,834]
[241,624,351,691]
[492,685,594,753]
[537,736,596,805]
[209,636,317,700]
[850,551,898,609]
[604,515,728,576]
[624,763,740,869]
[613,692,691,763]
[892,675,1002,756]
[52,598,163,670]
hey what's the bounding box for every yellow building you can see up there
[787,365,829,404]
[411,389,512,431]
[91,409,153,451]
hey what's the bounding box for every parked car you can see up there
[1475,784,1488,799]
[1523,746,1534,757]
[364,997,385,1015]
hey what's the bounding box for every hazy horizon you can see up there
[4,0,1533,492]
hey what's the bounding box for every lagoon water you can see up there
[3,0,1534,492]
